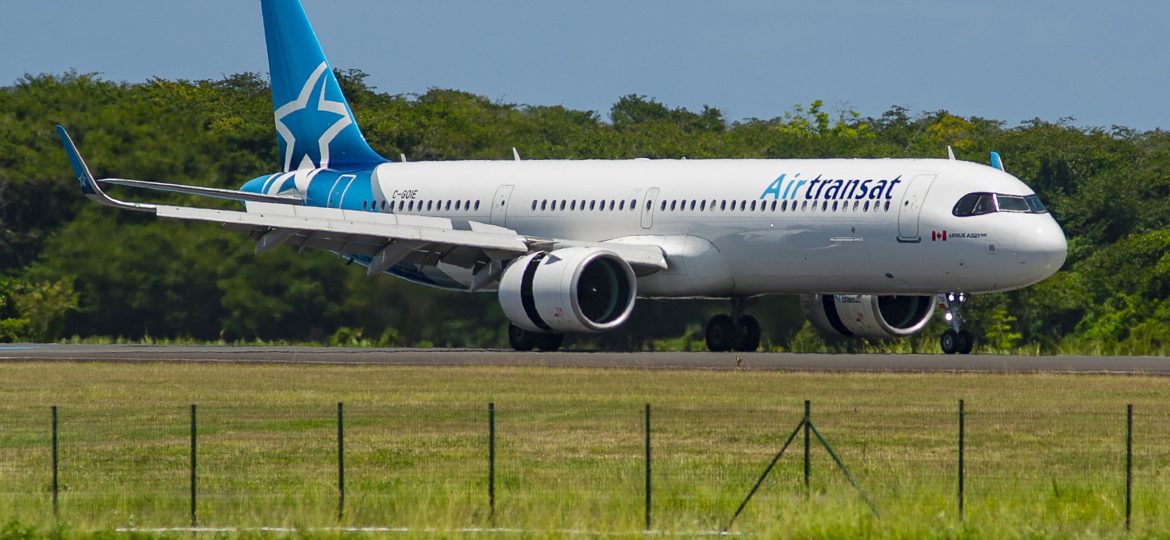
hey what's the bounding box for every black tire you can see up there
[706,314,736,352]
[537,333,564,352]
[508,323,540,352]
[736,315,761,352]
[940,329,959,355]
[958,330,975,355]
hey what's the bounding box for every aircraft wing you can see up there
[100,178,303,205]
[57,126,666,287]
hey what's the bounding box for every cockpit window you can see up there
[996,195,1030,212]
[1025,194,1048,213]
[953,192,997,216]
[953,192,1049,217]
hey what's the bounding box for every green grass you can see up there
[1,362,1168,538]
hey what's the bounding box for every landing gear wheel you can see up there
[508,324,540,352]
[958,330,974,355]
[736,315,761,352]
[537,333,564,352]
[706,314,737,352]
[940,329,959,355]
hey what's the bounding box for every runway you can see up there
[0,344,1167,374]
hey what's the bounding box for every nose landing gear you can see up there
[706,298,761,352]
[939,293,974,354]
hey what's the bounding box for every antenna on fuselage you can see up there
[946,145,956,160]
[512,147,521,161]
[400,153,407,163]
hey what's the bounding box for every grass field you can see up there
[1,361,1169,538]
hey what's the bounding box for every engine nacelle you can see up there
[801,294,935,339]
[498,247,637,333]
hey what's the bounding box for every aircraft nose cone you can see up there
[1021,216,1067,280]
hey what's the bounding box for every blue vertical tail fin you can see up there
[261,0,386,171]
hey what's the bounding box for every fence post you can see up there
[644,403,651,531]
[488,402,495,524]
[804,400,811,496]
[338,401,345,522]
[958,399,965,521]
[51,406,58,518]
[1126,403,1132,532]
[190,404,197,528]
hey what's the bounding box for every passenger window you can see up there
[660,201,667,211]
[630,199,637,210]
[570,200,577,211]
[670,200,677,211]
[619,200,626,211]
[475,200,481,211]
[689,200,696,211]
[770,201,777,211]
[446,201,452,211]
[864,201,870,212]
[750,200,757,211]
[720,200,727,211]
[700,200,707,211]
[884,201,891,212]
[531,200,537,211]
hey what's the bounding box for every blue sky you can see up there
[5,1,1168,130]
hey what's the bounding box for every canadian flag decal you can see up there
[931,230,948,241]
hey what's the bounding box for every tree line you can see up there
[1,70,1168,353]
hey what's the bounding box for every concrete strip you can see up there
[0,345,1168,374]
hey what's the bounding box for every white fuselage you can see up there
[310,157,1066,298]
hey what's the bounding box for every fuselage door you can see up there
[491,184,515,226]
[641,187,660,229]
[328,174,356,208]
[897,174,937,243]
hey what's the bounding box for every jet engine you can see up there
[800,294,935,339]
[498,247,637,333]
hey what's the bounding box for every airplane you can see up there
[56,0,1067,354]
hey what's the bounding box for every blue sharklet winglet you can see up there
[56,125,156,213]
[989,151,1005,171]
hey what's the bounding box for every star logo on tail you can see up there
[273,61,352,171]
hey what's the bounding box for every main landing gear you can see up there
[706,298,761,352]
[508,323,564,352]
[939,292,975,355]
